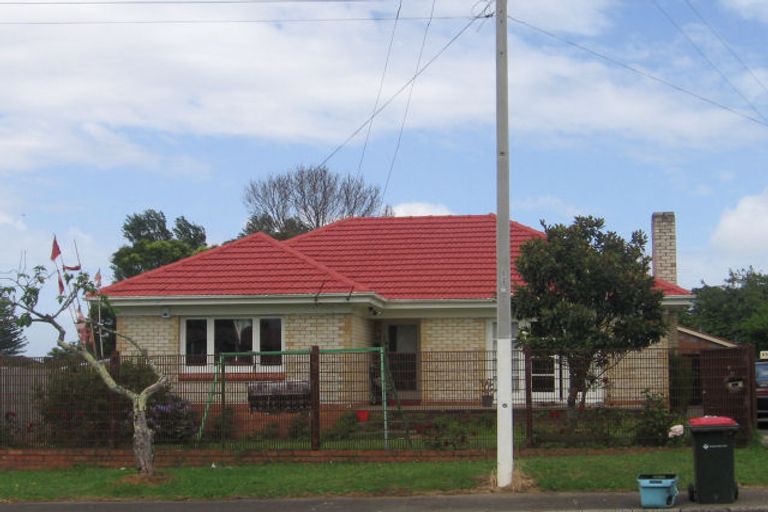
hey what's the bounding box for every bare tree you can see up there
[2,266,167,476]
[243,165,383,238]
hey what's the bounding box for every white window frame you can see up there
[180,316,284,373]
[485,320,605,405]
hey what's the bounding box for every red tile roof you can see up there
[101,232,364,297]
[102,214,692,300]
[286,214,541,299]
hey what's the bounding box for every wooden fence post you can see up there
[310,345,321,450]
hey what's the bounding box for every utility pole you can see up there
[495,0,514,489]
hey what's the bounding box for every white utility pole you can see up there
[495,0,514,489]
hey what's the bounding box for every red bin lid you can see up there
[688,416,738,427]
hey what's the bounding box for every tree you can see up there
[512,216,666,411]
[2,266,167,475]
[111,210,207,281]
[680,268,768,352]
[242,165,382,239]
[0,294,27,355]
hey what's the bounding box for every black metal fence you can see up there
[0,345,755,452]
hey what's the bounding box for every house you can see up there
[101,213,692,406]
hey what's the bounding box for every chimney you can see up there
[651,212,677,284]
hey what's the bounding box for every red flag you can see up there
[57,271,65,295]
[76,308,92,347]
[63,264,81,271]
[94,269,102,288]
[50,236,62,261]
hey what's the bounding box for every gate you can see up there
[700,344,756,442]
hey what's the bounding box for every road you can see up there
[3,489,768,512]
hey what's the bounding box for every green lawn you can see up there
[519,443,768,491]
[2,443,767,502]
[0,461,495,502]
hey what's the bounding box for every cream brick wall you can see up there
[420,318,486,351]
[116,316,178,355]
[418,318,487,403]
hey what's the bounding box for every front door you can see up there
[386,323,419,400]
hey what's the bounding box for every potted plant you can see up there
[480,378,495,407]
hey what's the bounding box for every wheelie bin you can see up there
[687,416,739,504]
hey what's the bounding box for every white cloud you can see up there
[711,188,768,255]
[0,0,764,175]
[512,195,583,220]
[392,202,454,217]
[720,0,768,23]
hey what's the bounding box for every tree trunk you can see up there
[132,401,155,475]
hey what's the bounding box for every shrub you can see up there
[147,394,197,444]
[36,358,193,447]
[287,413,310,440]
[634,389,673,446]
[423,415,470,450]
[324,412,358,441]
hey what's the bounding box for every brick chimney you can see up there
[651,212,677,284]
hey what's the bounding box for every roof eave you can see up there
[661,294,694,309]
[104,292,386,308]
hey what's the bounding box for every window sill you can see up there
[178,372,286,382]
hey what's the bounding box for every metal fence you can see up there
[0,345,755,452]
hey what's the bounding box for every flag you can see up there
[63,264,81,271]
[50,236,61,261]
[76,308,93,348]
[94,269,102,288]
[57,271,65,295]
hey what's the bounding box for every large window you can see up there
[182,317,282,367]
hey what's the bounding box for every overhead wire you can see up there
[355,0,402,175]
[683,0,768,100]
[651,0,767,123]
[379,0,436,213]
[0,0,381,4]
[0,15,470,25]
[506,14,768,130]
[320,13,485,167]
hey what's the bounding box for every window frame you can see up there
[180,316,284,373]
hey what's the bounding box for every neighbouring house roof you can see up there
[101,214,692,301]
[677,326,737,349]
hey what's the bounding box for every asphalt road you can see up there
[3,489,768,512]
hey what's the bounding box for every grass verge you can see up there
[519,442,768,491]
[0,460,495,502]
[2,443,766,501]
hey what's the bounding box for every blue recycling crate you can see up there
[637,474,679,508]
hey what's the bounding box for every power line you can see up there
[0,15,469,25]
[651,0,767,123]
[683,0,768,100]
[380,0,436,211]
[0,0,380,4]
[320,12,484,168]
[506,14,768,130]
[356,0,402,175]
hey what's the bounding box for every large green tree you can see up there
[680,268,768,352]
[111,210,207,281]
[513,216,666,410]
[0,293,27,356]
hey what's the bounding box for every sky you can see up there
[1,0,768,355]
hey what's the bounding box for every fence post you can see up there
[220,356,226,448]
[108,350,121,448]
[310,345,321,450]
[524,348,534,448]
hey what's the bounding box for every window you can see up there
[182,317,282,368]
